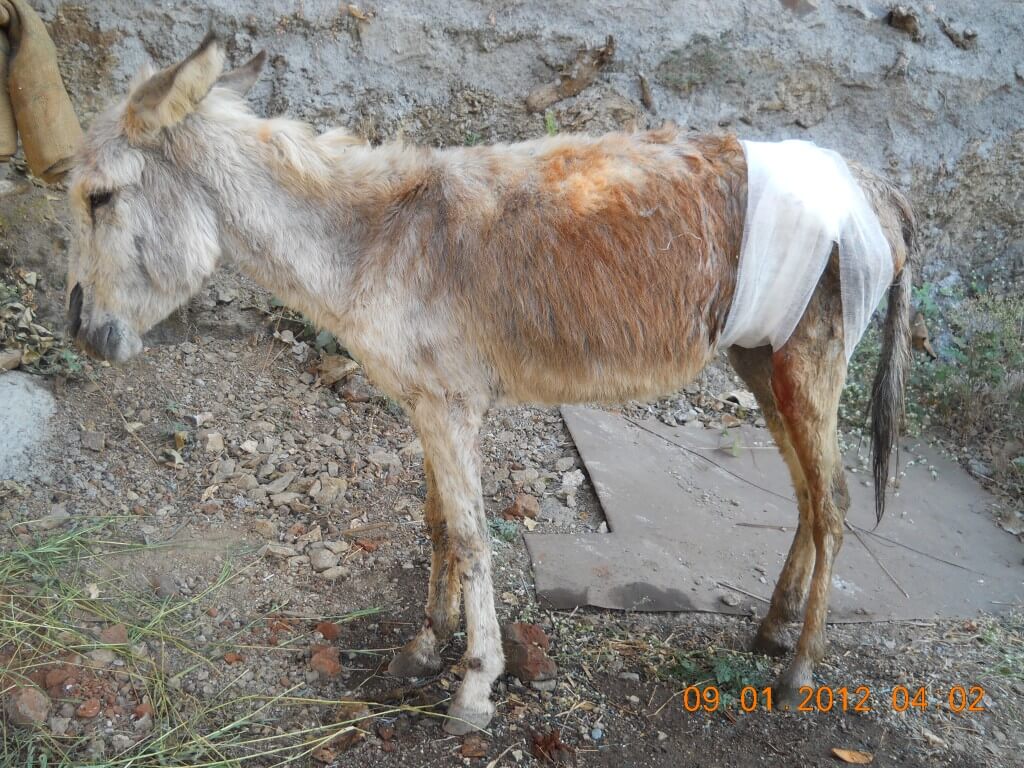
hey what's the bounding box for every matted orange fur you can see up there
[65,34,914,735]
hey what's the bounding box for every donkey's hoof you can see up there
[443,701,494,735]
[387,647,442,679]
[772,669,812,712]
[751,628,791,658]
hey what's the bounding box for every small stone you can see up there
[186,411,214,427]
[502,623,557,681]
[204,432,225,453]
[264,470,298,494]
[312,476,347,505]
[502,493,540,521]
[23,506,71,531]
[561,469,585,491]
[590,727,604,741]
[368,451,400,469]
[399,439,423,457]
[322,540,350,555]
[81,430,105,452]
[99,624,129,645]
[531,678,557,691]
[75,698,101,719]
[720,592,741,607]
[87,648,116,667]
[627,695,640,705]
[270,491,302,507]
[296,524,323,547]
[310,646,342,677]
[239,439,258,454]
[5,686,52,726]
[308,546,340,573]
[261,543,298,560]
[555,457,576,472]
[657,731,669,742]
[618,671,640,683]
[319,565,351,580]
[48,716,70,736]
[253,519,277,539]
[510,468,539,484]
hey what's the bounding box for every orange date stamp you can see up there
[680,684,987,714]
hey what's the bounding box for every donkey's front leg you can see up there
[413,395,503,734]
[388,456,462,677]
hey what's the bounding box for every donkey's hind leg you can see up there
[768,313,849,707]
[727,345,814,657]
[388,456,463,678]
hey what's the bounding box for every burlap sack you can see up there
[1,0,82,182]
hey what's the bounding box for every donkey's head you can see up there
[66,33,265,362]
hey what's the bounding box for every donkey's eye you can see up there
[88,191,113,212]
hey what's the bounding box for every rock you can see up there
[322,540,351,555]
[264,471,298,494]
[618,671,640,683]
[49,716,70,736]
[296,524,323,547]
[590,727,604,741]
[261,543,298,559]
[511,468,540,485]
[368,451,400,470]
[312,476,347,505]
[540,497,574,526]
[269,491,302,507]
[502,493,540,520]
[555,457,576,472]
[240,439,258,454]
[399,438,423,457]
[81,430,105,452]
[75,697,101,719]
[719,592,741,607]
[308,546,340,573]
[152,573,179,599]
[338,374,374,403]
[531,678,557,691]
[5,685,52,726]
[502,623,557,682]
[253,518,277,539]
[87,648,116,667]
[319,565,351,580]
[204,432,225,453]
[99,623,129,645]
[561,469,585,492]
[310,646,342,677]
[23,506,71,531]
[186,411,214,427]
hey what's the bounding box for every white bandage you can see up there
[719,140,893,361]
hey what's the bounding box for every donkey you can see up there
[66,35,914,734]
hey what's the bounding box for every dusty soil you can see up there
[1,327,1021,767]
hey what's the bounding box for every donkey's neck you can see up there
[170,107,426,336]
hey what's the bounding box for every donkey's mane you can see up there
[197,86,439,206]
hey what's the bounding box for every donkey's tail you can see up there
[868,186,915,524]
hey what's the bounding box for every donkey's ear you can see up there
[124,31,226,139]
[216,51,267,97]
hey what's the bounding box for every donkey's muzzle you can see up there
[67,282,83,339]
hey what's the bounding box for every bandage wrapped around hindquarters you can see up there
[719,140,893,361]
[1,0,82,182]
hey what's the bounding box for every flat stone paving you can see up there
[525,406,1023,621]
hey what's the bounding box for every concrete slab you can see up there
[0,372,55,481]
[524,406,1024,621]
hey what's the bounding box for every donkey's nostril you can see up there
[68,283,83,338]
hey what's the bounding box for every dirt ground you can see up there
[1,298,1021,766]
